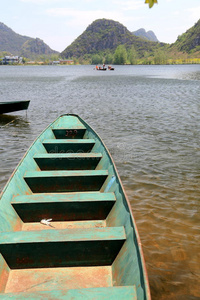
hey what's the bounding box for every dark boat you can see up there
[96,68,107,71]
[0,100,30,114]
[108,66,115,70]
[0,114,151,299]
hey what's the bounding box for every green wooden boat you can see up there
[0,100,30,114]
[0,114,151,299]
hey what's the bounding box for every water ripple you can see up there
[0,65,200,299]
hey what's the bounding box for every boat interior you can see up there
[0,115,149,299]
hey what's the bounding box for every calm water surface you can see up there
[0,65,200,299]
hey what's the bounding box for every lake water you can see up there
[0,64,200,299]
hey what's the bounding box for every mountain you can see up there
[1,18,199,63]
[0,22,58,58]
[132,28,159,42]
[61,19,161,59]
[172,19,200,53]
[20,38,58,58]
[0,22,30,54]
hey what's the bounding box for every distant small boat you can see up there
[0,100,30,114]
[96,67,107,71]
[0,114,151,299]
[108,66,115,70]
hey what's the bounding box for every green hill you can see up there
[0,22,58,59]
[172,19,200,53]
[0,22,30,54]
[20,38,58,59]
[61,19,161,60]
[61,18,200,64]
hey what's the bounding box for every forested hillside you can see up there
[61,19,162,62]
[172,19,200,53]
[61,18,200,64]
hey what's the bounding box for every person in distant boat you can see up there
[103,64,105,69]
[96,65,98,70]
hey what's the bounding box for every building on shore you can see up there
[0,56,23,65]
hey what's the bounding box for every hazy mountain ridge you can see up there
[132,28,159,42]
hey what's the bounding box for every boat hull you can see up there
[0,114,151,299]
[0,100,30,114]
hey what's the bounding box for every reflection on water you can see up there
[0,114,32,192]
[0,114,30,127]
[0,65,200,299]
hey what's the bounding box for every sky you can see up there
[1,0,200,52]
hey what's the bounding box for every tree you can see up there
[128,46,138,65]
[104,53,114,64]
[114,45,127,65]
[72,57,79,65]
[91,54,103,65]
[142,51,148,64]
[154,50,167,64]
[145,0,158,8]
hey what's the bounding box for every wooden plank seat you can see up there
[52,128,86,139]
[0,227,126,269]
[24,170,108,193]
[11,192,116,222]
[43,139,95,153]
[0,286,137,300]
[34,153,102,170]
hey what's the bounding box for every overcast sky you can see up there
[1,0,200,52]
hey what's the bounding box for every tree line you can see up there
[2,47,199,66]
[91,45,168,65]
[90,45,200,65]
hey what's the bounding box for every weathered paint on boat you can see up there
[0,100,30,114]
[0,114,151,299]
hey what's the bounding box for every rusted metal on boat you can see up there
[0,114,151,299]
[0,100,30,114]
